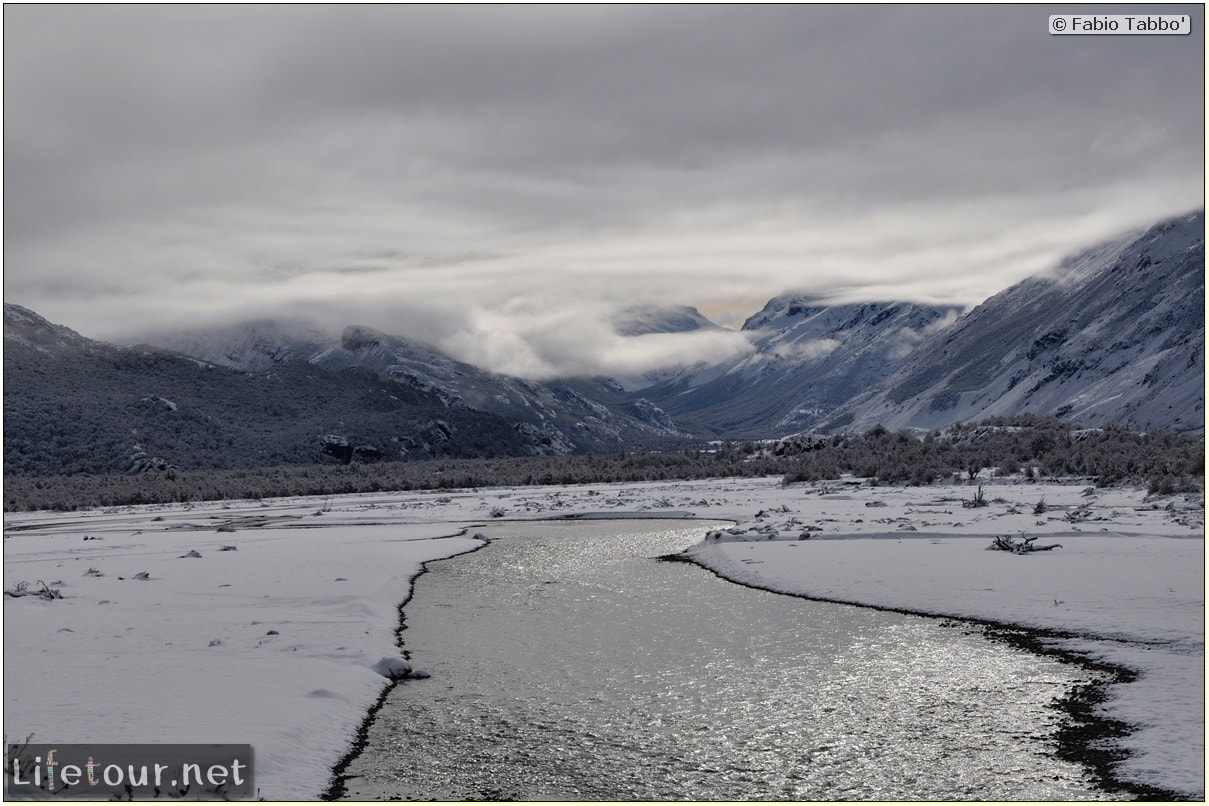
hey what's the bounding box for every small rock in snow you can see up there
[373,656,413,680]
[374,656,429,680]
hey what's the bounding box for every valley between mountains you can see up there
[4,210,1202,478]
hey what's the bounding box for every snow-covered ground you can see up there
[2,476,1203,799]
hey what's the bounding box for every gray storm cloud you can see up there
[3,4,1203,378]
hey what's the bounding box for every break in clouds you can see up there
[4,4,1204,378]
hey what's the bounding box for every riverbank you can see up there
[680,481,1204,799]
[2,499,483,799]
[672,553,1192,800]
[3,476,1202,799]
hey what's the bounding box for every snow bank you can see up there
[3,477,1202,798]
[3,500,481,800]
[685,480,1205,798]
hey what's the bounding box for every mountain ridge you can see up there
[2,307,686,476]
[4,210,1202,477]
[623,298,963,437]
[821,210,1204,434]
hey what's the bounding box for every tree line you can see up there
[4,415,1201,512]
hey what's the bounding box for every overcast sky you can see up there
[4,4,1204,378]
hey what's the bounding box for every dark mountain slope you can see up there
[152,320,688,450]
[3,307,587,476]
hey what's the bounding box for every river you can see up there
[337,519,1114,800]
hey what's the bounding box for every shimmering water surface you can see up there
[341,520,1113,800]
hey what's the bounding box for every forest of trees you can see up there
[3,416,1202,512]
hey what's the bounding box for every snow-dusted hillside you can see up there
[146,320,687,452]
[823,211,1205,434]
[3,303,108,355]
[153,319,332,372]
[629,298,960,437]
[3,306,665,476]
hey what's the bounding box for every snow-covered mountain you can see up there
[2,305,683,476]
[820,211,1205,434]
[610,304,723,337]
[603,304,735,390]
[149,319,688,452]
[626,298,962,437]
[153,319,332,372]
[6,210,1202,478]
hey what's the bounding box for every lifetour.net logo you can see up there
[5,744,253,799]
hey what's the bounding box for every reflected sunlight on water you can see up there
[340,521,1116,801]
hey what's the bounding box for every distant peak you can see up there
[742,295,824,330]
[611,304,721,336]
